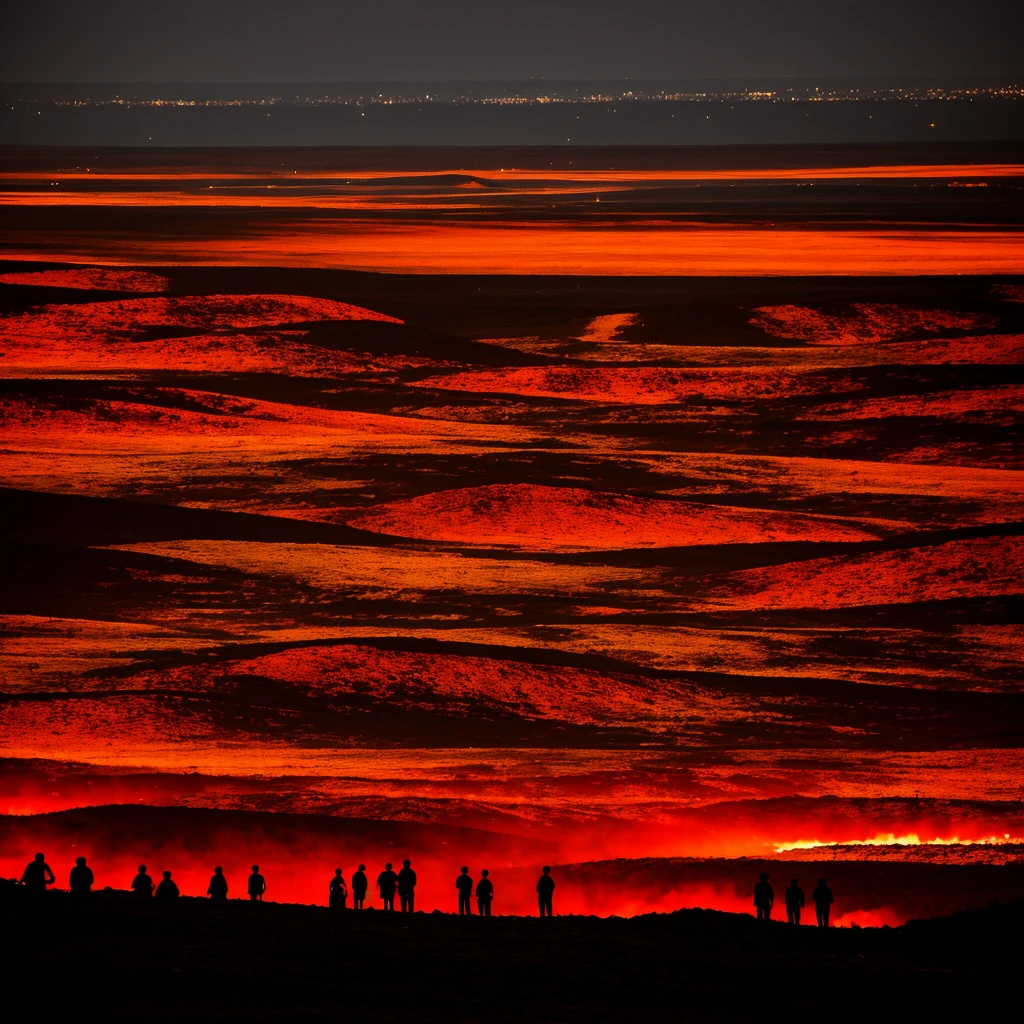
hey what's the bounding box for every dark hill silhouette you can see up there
[0,877,1015,1020]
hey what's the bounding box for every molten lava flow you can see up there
[2,156,1024,932]
[775,833,1021,852]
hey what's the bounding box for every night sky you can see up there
[2,0,1022,82]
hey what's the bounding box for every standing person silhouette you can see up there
[329,868,348,911]
[536,866,555,917]
[397,860,417,913]
[351,864,368,909]
[753,872,774,921]
[476,869,494,917]
[207,866,229,901]
[131,865,155,899]
[21,853,56,910]
[812,878,834,928]
[155,870,180,901]
[785,878,805,925]
[456,866,474,916]
[376,862,398,911]
[69,856,94,905]
[247,865,267,902]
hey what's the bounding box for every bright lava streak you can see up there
[775,833,1020,852]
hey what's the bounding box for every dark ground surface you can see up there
[1,881,1017,1022]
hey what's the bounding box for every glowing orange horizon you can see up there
[1,163,1021,183]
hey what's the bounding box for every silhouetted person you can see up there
[456,866,474,916]
[155,870,180,902]
[69,856,94,903]
[536,866,555,917]
[329,868,348,911]
[754,872,774,921]
[208,865,228,901]
[352,864,368,909]
[812,878,834,928]
[377,862,398,911]
[398,859,417,913]
[476,869,494,917]
[131,865,154,899]
[785,878,805,925]
[247,864,267,902]
[21,852,55,907]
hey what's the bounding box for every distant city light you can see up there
[11,83,1022,111]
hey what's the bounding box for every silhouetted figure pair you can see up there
[20,852,56,908]
[69,856,95,905]
[398,860,417,913]
[785,878,805,925]
[812,878,834,928]
[536,866,555,917]
[248,865,267,901]
[754,872,774,921]
[351,865,367,909]
[155,870,180,901]
[208,866,228,900]
[377,862,398,911]
[131,865,155,899]
[456,866,494,916]
[329,868,348,910]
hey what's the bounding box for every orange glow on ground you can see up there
[414,366,868,403]
[3,224,1021,275]
[751,303,997,345]
[800,384,1024,424]
[696,535,1024,612]
[347,483,891,549]
[0,267,169,291]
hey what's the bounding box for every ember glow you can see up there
[2,144,1024,926]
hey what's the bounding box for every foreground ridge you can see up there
[1,880,1017,1021]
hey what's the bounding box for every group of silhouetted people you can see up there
[21,853,181,905]
[322,861,554,917]
[753,872,835,927]
[17,853,560,918]
[19,854,836,926]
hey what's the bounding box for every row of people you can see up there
[753,873,835,927]
[21,854,183,903]
[19,853,558,917]
[307,861,554,916]
[22,855,836,926]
